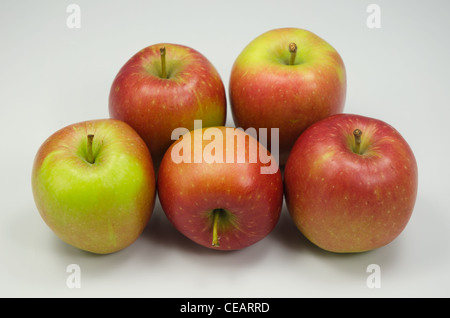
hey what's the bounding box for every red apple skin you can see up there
[109,43,227,166]
[284,114,418,253]
[229,28,346,165]
[157,127,283,251]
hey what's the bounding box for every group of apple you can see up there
[31,27,418,255]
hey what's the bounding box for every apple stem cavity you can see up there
[353,129,362,155]
[160,46,167,79]
[289,42,298,65]
[86,134,95,164]
[212,208,222,247]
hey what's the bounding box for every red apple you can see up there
[32,119,156,254]
[229,27,346,165]
[284,114,418,253]
[109,43,227,167]
[157,126,283,251]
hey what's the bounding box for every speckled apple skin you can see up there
[284,114,418,253]
[32,119,156,254]
[109,43,227,166]
[157,127,284,251]
[230,28,346,165]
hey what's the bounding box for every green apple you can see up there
[229,27,346,165]
[31,119,156,254]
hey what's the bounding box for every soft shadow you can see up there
[270,201,317,252]
[140,198,210,254]
[11,203,137,280]
[140,197,287,267]
[270,199,403,276]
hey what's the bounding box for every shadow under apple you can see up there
[269,199,410,278]
[140,197,287,268]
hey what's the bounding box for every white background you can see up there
[1,0,449,298]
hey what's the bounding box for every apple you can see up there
[109,43,227,167]
[284,113,418,253]
[31,119,156,254]
[229,27,346,165]
[157,126,283,250]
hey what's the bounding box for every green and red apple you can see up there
[31,119,156,254]
[109,43,227,167]
[229,27,347,165]
[284,114,418,253]
[157,126,283,250]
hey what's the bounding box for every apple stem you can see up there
[353,129,362,155]
[289,42,297,65]
[212,209,221,247]
[160,46,167,79]
[86,134,95,164]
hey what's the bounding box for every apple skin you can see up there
[109,43,227,167]
[157,127,283,251]
[229,27,346,165]
[284,114,418,253]
[31,119,156,254]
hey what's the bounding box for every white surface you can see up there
[1,0,449,298]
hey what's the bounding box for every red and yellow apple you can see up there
[284,114,418,253]
[109,43,227,167]
[229,27,346,165]
[31,119,156,254]
[157,126,283,251]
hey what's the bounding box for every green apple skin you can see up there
[229,27,346,165]
[284,114,418,253]
[157,127,283,251]
[32,119,156,254]
[109,43,227,167]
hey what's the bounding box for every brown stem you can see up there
[86,134,95,164]
[353,129,362,154]
[212,209,221,247]
[289,42,297,65]
[160,46,167,78]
